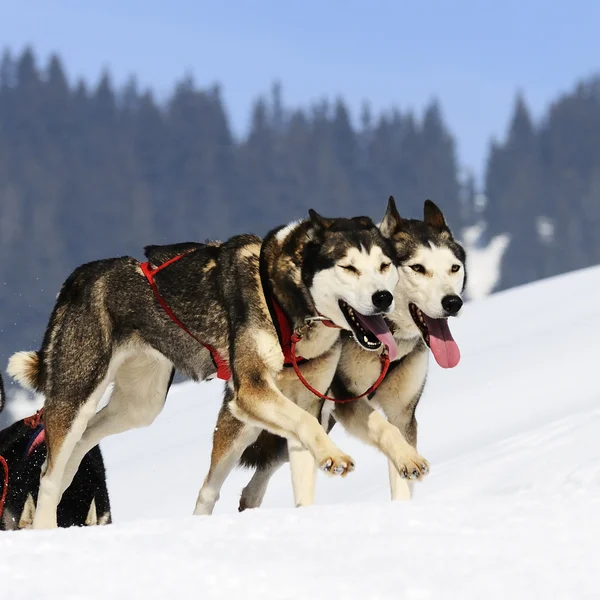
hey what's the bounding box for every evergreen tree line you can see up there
[0,46,598,372]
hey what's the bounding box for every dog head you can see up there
[302,210,400,359]
[379,197,466,368]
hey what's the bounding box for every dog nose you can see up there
[442,295,463,315]
[372,290,393,312]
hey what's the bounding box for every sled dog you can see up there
[8,210,403,528]
[236,198,466,510]
[0,378,111,529]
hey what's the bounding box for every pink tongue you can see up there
[355,313,398,361]
[422,315,460,368]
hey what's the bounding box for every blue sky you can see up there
[2,0,600,182]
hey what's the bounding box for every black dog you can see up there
[0,375,111,530]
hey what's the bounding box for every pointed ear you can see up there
[308,209,334,230]
[423,200,448,230]
[379,196,402,237]
[19,493,36,529]
[85,498,98,526]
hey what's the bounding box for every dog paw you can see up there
[320,454,355,477]
[394,450,430,481]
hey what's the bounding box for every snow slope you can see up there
[2,266,600,599]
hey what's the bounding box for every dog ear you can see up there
[423,200,449,231]
[379,196,403,237]
[308,209,334,230]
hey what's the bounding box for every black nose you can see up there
[372,290,393,312]
[442,295,463,315]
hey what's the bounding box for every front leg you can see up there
[231,377,354,478]
[333,398,429,489]
[230,333,355,482]
[376,350,428,501]
[386,415,418,500]
[288,439,317,507]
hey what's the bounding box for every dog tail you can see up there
[7,351,42,393]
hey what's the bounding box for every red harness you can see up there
[140,254,231,380]
[140,252,390,402]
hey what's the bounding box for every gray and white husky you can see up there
[236,197,467,510]
[8,210,408,528]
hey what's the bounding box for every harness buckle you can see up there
[304,315,331,325]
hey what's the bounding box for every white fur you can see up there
[393,245,465,329]
[255,330,285,373]
[59,346,173,498]
[310,245,398,329]
[7,351,38,391]
[275,220,301,242]
[288,439,317,507]
[18,493,36,529]
[33,344,173,529]
[85,498,97,526]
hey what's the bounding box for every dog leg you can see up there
[231,381,354,479]
[33,383,108,529]
[375,351,427,501]
[226,331,353,494]
[334,398,429,491]
[288,439,317,507]
[194,401,260,516]
[239,459,285,512]
[384,413,419,500]
[59,354,173,497]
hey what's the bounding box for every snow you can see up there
[2,265,600,598]
[460,221,510,300]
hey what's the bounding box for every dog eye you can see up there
[340,264,359,274]
[380,262,391,272]
[451,264,461,273]
[410,264,426,274]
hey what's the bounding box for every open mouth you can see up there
[339,300,398,361]
[409,303,461,369]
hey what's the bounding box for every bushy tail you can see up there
[7,351,41,393]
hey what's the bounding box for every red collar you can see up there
[270,299,338,365]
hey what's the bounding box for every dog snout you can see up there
[442,294,463,316]
[372,290,393,312]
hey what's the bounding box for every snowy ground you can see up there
[2,266,600,598]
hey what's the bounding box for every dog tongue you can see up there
[422,315,460,368]
[355,313,398,361]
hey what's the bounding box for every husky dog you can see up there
[0,380,111,529]
[236,198,466,510]
[8,210,403,528]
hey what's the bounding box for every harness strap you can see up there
[23,408,43,429]
[289,331,390,403]
[367,354,405,400]
[140,254,231,381]
[271,297,307,365]
[140,250,389,402]
[24,426,46,459]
